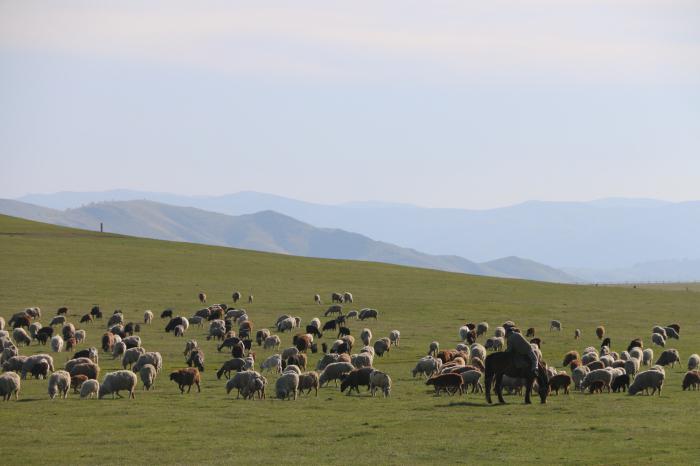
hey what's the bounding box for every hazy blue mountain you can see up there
[17,190,700,272]
[0,198,580,282]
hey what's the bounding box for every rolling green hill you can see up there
[0,198,581,282]
[1,214,699,465]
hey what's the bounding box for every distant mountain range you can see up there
[12,189,700,282]
[0,198,579,283]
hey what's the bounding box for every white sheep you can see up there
[99,370,138,399]
[388,330,400,347]
[360,345,375,357]
[48,370,71,399]
[122,347,146,369]
[75,329,86,344]
[21,354,54,380]
[581,352,599,365]
[351,353,373,369]
[0,372,21,401]
[319,362,354,387]
[460,370,483,393]
[642,348,654,366]
[132,352,163,373]
[50,335,64,353]
[628,369,665,396]
[143,310,154,324]
[139,364,157,390]
[630,347,643,360]
[112,341,127,359]
[80,379,100,399]
[458,326,470,342]
[283,364,301,375]
[550,320,562,331]
[412,356,441,378]
[275,372,299,400]
[572,366,590,390]
[687,354,700,371]
[494,326,506,338]
[485,337,504,351]
[369,370,391,397]
[651,333,666,347]
[12,328,31,346]
[263,335,281,350]
[261,355,282,373]
[581,368,613,392]
[624,358,641,378]
[226,370,262,398]
[470,343,486,362]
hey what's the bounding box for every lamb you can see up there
[688,354,700,371]
[628,369,665,396]
[132,352,163,373]
[50,335,64,353]
[373,338,390,357]
[460,370,483,393]
[642,348,654,366]
[550,320,562,331]
[48,370,71,399]
[74,329,86,344]
[682,371,700,391]
[426,373,464,396]
[80,379,100,399]
[548,373,572,395]
[369,370,392,397]
[298,371,320,396]
[69,362,100,380]
[21,354,54,380]
[651,333,666,347]
[275,372,299,400]
[170,368,201,394]
[476,322,489,337]
[345,310,358,320]
[71,374,88,393]
[263,335,281,350]
[12,328,31,346]
[122,347,146,369]
[101,332,116,352]
[663,327,679,340]
[139,364,157,390]
[50,315,66,327]
[314,294,322,304]
[360,328,372,346]
[319,362,354,387]
[226,371,262,398]
[259,355,282,375]
[611,374,630,393]
[99,370,138,399]
[0,372,21,401]
[255,329,271,346]
[656,349,680,367]
[581,368,613,393]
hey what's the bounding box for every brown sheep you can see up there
[101,332,115,352]
[198,292,206,304]
[426,373,464,396]
[548,373,572,395]
[526,327,535,338]
[470,358,485,373]
[30,360,50,379]
[437,350,457,364]
[293,334,313,353]
[562,351,580,367]
[569,359,582,371]
[595,326,605,340]
[682,371,700,391]
[70,375,88,393]
[70,363,100,380]
[285,354,307,371]
[65,337,77,352]
[170,368,201,394]
[298,372,320,396]
[586,360,605,371]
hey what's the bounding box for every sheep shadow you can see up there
[434,401,496,408]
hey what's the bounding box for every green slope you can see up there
[1,214,699,465]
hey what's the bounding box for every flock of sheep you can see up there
[1,293,699,403]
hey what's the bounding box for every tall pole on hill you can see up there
[100,222,103,233]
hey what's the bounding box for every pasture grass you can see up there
[1,214,699,465]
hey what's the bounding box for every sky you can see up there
[1,1,699,209]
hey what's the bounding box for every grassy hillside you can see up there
[1,214,699,465]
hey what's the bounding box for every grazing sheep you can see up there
[216,358,248,379]
[324,305,343,317]
[663,327,679,340]
[80,379,99,399]
[682,371,700,391]
[2,355,28,374]
[562,351,580,368]
[360,328,372,346]
[170,368,201,394]
[139,364,157,390]
[642,348,654,366]
[186,349,205,372]
[470,344,486,363]
[0,372,21,401]
[122,347,146,369]
[624,358,641,378]
[319,362,354,387]
[314,294,322,304]
[651,333,666,347]
[285,354,307,371]
[65,357,93,372]
[50,315,66,327]
[548,373,572,395]
[74,329,86,344]
[630,347,643,361]
[12,328,31,346]
[572,366,590,391]
[656,349,680,368]
[373,338,390,357]
[611,374,630,393]
[550,320,562,331]
[368,370,391,397]
[574,328,581,339]
[30,360,50,379]
[258,355,282,375]
[241,375,267,400]
[351,352,373,369]
[69,362,100,380]
[275,372,299,400]
[331,292,344,304]
[99,370,138,399]
[476,322,489,337]
[460,370,484,393]
[358,309,378,321]
[426,373,464,396]
[70,374,88,393]
[132,352,163,374]
[142,310,153,325]
[50,335,64,353]
[48,370,71,399]
[688,354,700,371]
[226,371,262,398]
[297,371,320,396]
[628,369,665,396]
[340,367,374,394]
[255,329,271,346]
[112,341,127,360]
[458,326,471,342]
[581,369,613,393]
[484,337,504,351]
[388,330,401,347]
[21,354,54,380]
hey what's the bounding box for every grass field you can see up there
[1,214,699,465]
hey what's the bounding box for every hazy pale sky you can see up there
[1,1,699,208]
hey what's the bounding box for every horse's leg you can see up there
[524,376,532,404]
[485,370,493,404]
[495,373,506,404]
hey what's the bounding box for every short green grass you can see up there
[1,214,699,465]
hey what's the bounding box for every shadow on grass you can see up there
[434,401,499,408]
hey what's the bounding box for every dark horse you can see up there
[484,351,549,404]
